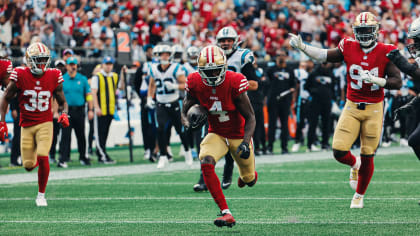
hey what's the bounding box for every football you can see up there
[187,104,208,130]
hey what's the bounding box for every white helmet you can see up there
[216,26,239,55]
[408,18,420,58]
[198,45,227,86]
[171,44,184,63]
[158,44,173,65]
[25,42,51,75]
[186,46,200,65]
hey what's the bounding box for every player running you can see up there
[182,45,257,227]
[0,42,69,206]
[290,12,402,208]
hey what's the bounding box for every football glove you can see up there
[58,113,70,128]
[236,142,250,159]
[360,70,386,87]
[289,33,306,51]
[146,97,155,109]
[164,81,178,91]
[0,121,8,142]
[394,95,420,121]
[188,112,206,131]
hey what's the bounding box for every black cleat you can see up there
[193,183,208,192]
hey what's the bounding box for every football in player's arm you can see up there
[290,12,401,209]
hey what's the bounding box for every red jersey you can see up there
[186,71,249,139]
[0,59,12,86]
[338,38,397,103]
[10,67,63,127]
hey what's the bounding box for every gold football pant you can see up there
[199,133,256,183]
[21,122,53,169]
[332,100,383,155]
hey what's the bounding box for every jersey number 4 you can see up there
[24,90,51,112]
[209,101,230,122]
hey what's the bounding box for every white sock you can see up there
[222,209,231,215]
[37,192,45,198]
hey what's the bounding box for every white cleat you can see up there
[350,193,364,208]
[157,155,169,169]
[349,156,361,190]
[291,143,300,152]
[179,146,186,157]
[36,196,48,207]
[144,149,151,160]
[184,149,193,167]
[306,144,320,152]
[400,138,408,147]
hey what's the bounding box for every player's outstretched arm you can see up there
[53,84,68,114]
[384,61,403,90]
[386,49,420,80]
[181,92,199,128]
[288,33,344,63]
[234,93,256,144]
[0,81,18,122]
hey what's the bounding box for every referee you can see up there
[58,57,94,167]
[91,56,119,164]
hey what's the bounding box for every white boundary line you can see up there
[1,196,419,201]
[0,220,419,225]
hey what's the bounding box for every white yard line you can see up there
[0,220,419,225]
[1,196,420,201]
[0,146,414,184]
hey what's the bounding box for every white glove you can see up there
[360,70,386,87]
[146,97,155,109]
[164,81,179,90]
[289,33,306,51]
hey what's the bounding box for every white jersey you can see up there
[294,68,309,100]
[226,48,255,73]
[333,64,347,90]
[183,62,197,76]
[149,63,185,103]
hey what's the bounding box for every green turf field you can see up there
[1,149,420,235]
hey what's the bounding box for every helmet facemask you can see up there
[28,55,51,76]
[408,37,420,58]
[199,64,226,87]
[353,25,378,48]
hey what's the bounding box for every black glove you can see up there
[394,96,420,121]
[236,142,250,159]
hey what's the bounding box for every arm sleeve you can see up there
[241,63,259,82]
[386,49,419,78]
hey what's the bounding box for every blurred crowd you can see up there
[0,0,419,61]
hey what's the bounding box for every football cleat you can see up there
[350,193,364,208]
[291,143,301,152]
[349,156,361,190]
[238,171,258,188]
[214,212,236,228]
[184,149,193,167]
[193,183,208,192]
[144,149,151,160]
[57,161,68,168]
[36,195,48,207]
[157,155,169,169]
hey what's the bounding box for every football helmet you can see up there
[152,44,162,60]
[158,44,172,65]
[352,12,379,48]
[216,26,239,55]
[171,44,184,63]
[408,18,420,58]
[198,45,227,86]
[26,42,51,75]
[186,46,199,65]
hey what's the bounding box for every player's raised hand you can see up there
[58,113,70,128]
[288,33,306,51]
[0,121,8,142]
[236,142,250,159]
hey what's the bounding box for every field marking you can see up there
[0,146,414,184]
[0,220,419,225]
[1,196,420,201]
[269,169,420,173]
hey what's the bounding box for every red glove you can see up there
[58,113,70,128]
[0,121,8,142]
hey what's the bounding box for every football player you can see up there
[290,12,402,208]
[182,45,257,227]
[198,26,259,190]
[0,42,69,206]
[0,56,12,93]
[386,17,420,160]
[146,44,193,168]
